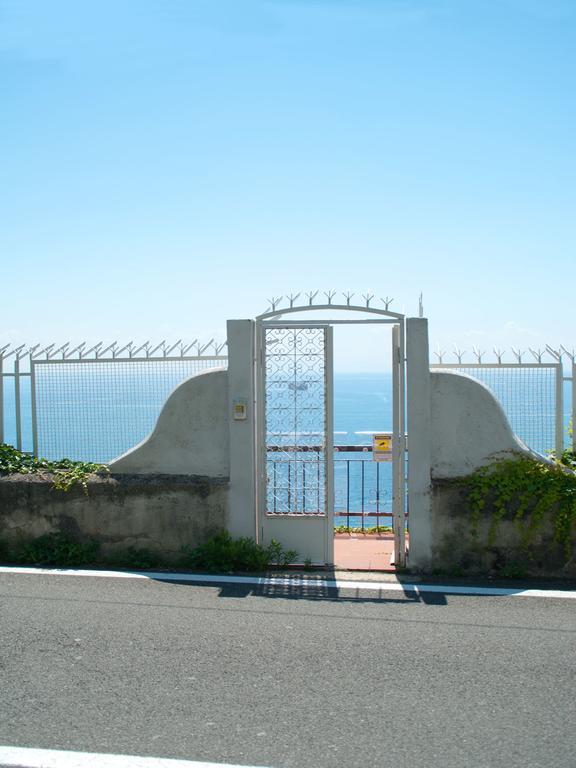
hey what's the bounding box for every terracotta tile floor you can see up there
[333,533,399,571]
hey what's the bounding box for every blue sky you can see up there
[1,0,574,369]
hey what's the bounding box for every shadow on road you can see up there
[157,571,449,606]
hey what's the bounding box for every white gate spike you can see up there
[306,290,319,306]
[362,293,374,308]
[86,342,102,357]
[453,346,465,364]
[560,345,576,363]
[343,291,354,306]
[493,347,504,364]
[324,290,336,305]
[267,296,283,312]
[66,343,86,359]
[132,341,150,357]
[380,296,393,310]
[545,345,562,362]
[529,347,544,363]
[287,292,300,308]
[511,347,524,364]
[472,346,485,364]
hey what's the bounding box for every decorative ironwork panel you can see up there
[264,327,327,515]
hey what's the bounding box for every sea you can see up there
[2,371,572,528]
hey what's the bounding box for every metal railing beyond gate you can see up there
[268,444,402,529]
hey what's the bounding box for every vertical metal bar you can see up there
[14,357,22,451]
[346,459,350,529]
[30,359,38,457]
[255,321,266,541]
[302,461,306,513]
[273,460,277,514]
[573,363,576,453]
[324,325,334,564]
[376,461,380,530]
[399,319,407,548]
[317,449,320,513]
[361,460,365,531]
[0,357,4,444]
[392,323,406,567]
[555,362,564,458]
[292,328,297,515]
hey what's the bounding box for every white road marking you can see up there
[0,745,270,768]
[0,565,575,599]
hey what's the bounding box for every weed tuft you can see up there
[181,531,298,573]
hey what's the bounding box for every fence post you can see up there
[555,362,564,458]
[573,362,576,453]
[31,359,38,457]
[227,319,257,539]
[0,356,3,445]
[406,317,432,570]
[14,356,22,452]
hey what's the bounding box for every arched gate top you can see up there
[257,292,404,322]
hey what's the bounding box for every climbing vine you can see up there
[0,443,107,493]
[453,457,576,556]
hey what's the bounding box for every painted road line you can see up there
[0,745,271,768]
[0,565,575,599]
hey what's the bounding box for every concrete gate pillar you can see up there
[226,319,257,539]
[406,318,433,569]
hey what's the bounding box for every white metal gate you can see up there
[255,302,406,567]
[256,324,334,565]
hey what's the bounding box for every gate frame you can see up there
[254,303,407,567]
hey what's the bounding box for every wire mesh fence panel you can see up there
[33,358,227,462]
[433,365,558,456]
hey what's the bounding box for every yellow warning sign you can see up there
[372,433,393,462]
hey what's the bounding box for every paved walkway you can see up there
[333,533,396,571]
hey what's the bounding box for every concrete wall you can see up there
[0,473,228,564]
[420,369,575,577]
[429,481,576,578]
[110,368,229,477]
[406,318,432,568]
[226,320,257,539]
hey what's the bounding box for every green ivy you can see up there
[0,443,107,493]
[453,457,576,556]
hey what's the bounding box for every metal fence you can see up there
[0,341,228,462]
[2,339,574,468]
[431,345,575,457]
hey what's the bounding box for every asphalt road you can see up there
[1,572,575,768]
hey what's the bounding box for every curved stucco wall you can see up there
[430,370,536,478]
[109,368,229,476]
